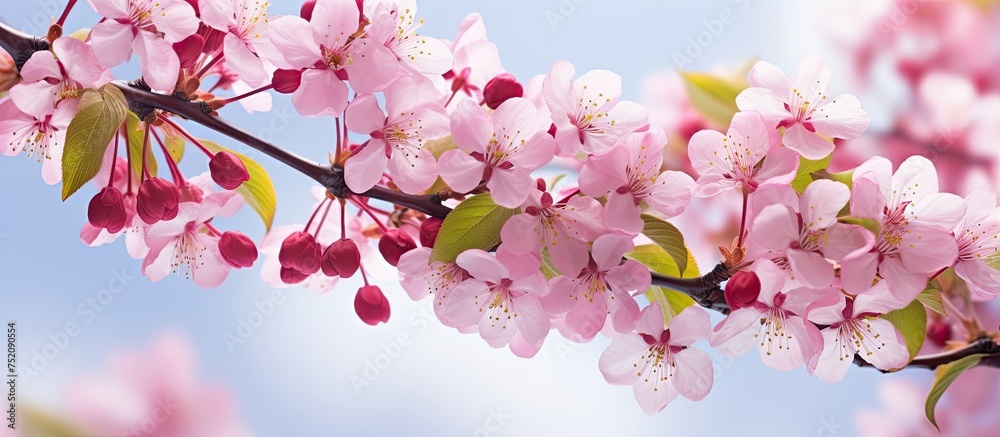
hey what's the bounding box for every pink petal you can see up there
[449,100,492,154]
[646,170,695,219]
[263,16,322,69]
[344,39,399,94]
[292,68,348,116]
[783,123,834,160]
[149,0,198,42]
[787,249,835,289]
[311,0,360,50]
[754,146,800,186]
[456,249,508,283]
[542,60,577,116]
[479,308,517,348]
[53,38,113,88]
[667,306,710,346]
[603,190,643,235]
[598,334,650,385]
[748,61,792,100]
[791,57,831,108]
[579,145,628,197]
[839,250,879,296]
[566,297,606,340]
[591,234,633,272]
[753,258,788,305]
[134,32,181,92]
[856,319,910,371]
[540,276,577,314]
[608,288,641,334]
[387,147,437,194]
[709,307,761,348]
[849,176,886,221]
[889,155,938,208]
[632,375,679,415]
[487,168,533,209]
[9,80,57,119]
[898,224,958,273]
[908,192,966,230]
[442,280,489,328]
[89,20,135,68]
[198,0,234,31]
[810,94,869,139]
[345,94,386,135]
[223,34,267,87]
[814,328,853,383]
[821,224,875,262]
[672,348,713,400]
[88,0,129,18]
[344,139,389,193]
[191,236,231,288]
[749,204,799,252]
[880,256,930,303]
[735,87,788,124]
[546,235,589,277]
[800,179,850,231]
[507,131,555,172]
[437,150,484,194]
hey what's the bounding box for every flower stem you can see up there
[222,84,274,105]
[56,0,77,27]
[736,189,749,248]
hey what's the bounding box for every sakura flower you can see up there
[736,57,869,159]
[397,247,471,324]
[952,188,1000,298]
[9,37,111,118]
[438,98,555,207]
[441,248,550,353]
[599,304,714,415]
[499,185,604,275]
[579,127,695,235]
[710,259,835,372]
[540,235,650,340]
[0,98,77,185]
[364,0,454,77]
[687,111,798,197]
[198,0,273,86]
[543,60,648,156]
[841,156,966,301]
[264,0,398,116]
[810,281,910,383]
[88,0,199,91]
[441,12,502,105]
[750,180,874,289]
[344,77,449,194]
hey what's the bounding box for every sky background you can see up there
[0,1,970,436]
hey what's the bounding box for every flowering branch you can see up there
[854,337,1000,371]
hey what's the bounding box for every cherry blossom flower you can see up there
[440,248,550,353]
[9,37,111,118]
[364,0,454,77]
[687,111,798,197]
[499,185,605,275]
[710,259,835,372]
[543,60,648,156]
[810,281,910,383]
[540,235,650,340]
[344,77,449,194]
[579,127,695,234]
[88,0,199,91]
[952,188,1000,298]
[441,12,502,105]
[0,98,78,184]
[599,304,713,415]
[736,57,869,159]
[841,156,966,301]
[198,0,273,86]
[438,98,555,207]
[397,247,470,324]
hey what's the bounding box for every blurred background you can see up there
[2,0,1000,435]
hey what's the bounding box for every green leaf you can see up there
[925,353,986,430]
[200,140,277,231]
[164,132,185,164]
[680,71,748,126]
[423,136,457,194]
[540,248,561,280]
[645,286,697,323]
[838,216,882,235]
[124,111,157,179]
[880,298,928,363]
[61,84,128,200]
[430,193,519,263]
[626,244,700,278]
[21,406,93,437]
[640,214,688,275]
[986,251,1000,271]
[790,154,832,193]
[916,287,947,316]
[827,169,854,190]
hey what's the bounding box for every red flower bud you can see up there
[927,320,952,347]
[178,181,205,203]
[280,266,309,284]
[272,69,303,94]
[278,231,322,279]
[300,0,317,21]
[136,177,180,224]
[209,151,250,190]
[482,73,523,110]
[419,218,443,248]
[355,285,391,326]
[378,229,417,266]
[322,238,361,278]
[88,187,128,233]
[174,34,206,69]
[724,270,761,310]
[219,231,258,269]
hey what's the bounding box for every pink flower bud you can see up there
[482,73,523,110]
[219,231,258,269]
[355,285,391,326]
[209,151,250,190]
[724,270,761,310]
[136,177,180,224]
[178,181,204,203]
[174,34,206,69]
[273,69,303,94]
[88,187,128,233]
[300,0,317,21]
[278,231,322,279]
[321,238,361,278]
[280,266,309,284]
[927,320,952,347]
[0,47,18,93]
[378,229,417,266]
[419,218,443,248]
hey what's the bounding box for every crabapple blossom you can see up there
[9,37,111,118]
[952,188,1000,298]
[397,247,470,324]
[579,127,695,234]
[0,98,77,184]
[442,12,502,105]
[198,0,273,86]
[599,303,714,415]
[736,57,870,159]
[363,0,454,77]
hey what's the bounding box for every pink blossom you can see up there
[364,0,454,77]
[441,12,502,105]
[344,77,449,194]
[543,60,648,156]
[397,247,470,324]
[88,0,199,91]
[810,282,910,383]
[687,111,798,197]
[952,188,1000,298]
[579,127,695,234]
[540,235,650,340]
[438,98,555,207]
[198,0,273,86]
[598,304,714,415]
[9,37,111,118]
[736,57,869,159]
[0,98,78,184]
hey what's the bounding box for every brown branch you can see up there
[854,336,1000,371]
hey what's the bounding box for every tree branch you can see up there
[854,336,1000,371]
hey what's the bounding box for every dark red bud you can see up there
[419,218,443,248]
[279,266,309,284]
[272,69,303,94]
[300,0,317,21]
[177,181,204,203]
[322,238,361,278]
[278,231,322,278]
[219,231,258,269]
[355,285,391,326]
[209,151,250,190]
[724,271,761,310]
[378,229,417,266]
[136,177,180,224]
[927,321,952,347]
[482,73,523,110]
[88,187,128,233]
[174,34,206,69]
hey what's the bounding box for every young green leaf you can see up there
[640,214,688,275]
[124,111,157,179]
[925,353,986,430]
[645,286,698,323]
[880,298,928,363]
[838,216,882,235]
[916,287,947,316]
[430,194,519,263]
[540,248,561,280]
[680,71,748,126]
[61,84,128,200]
[200,139,277,231]
[790,154,832,193]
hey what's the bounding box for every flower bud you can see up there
[927,320,952,347]
[136,177,180,224]
[209,151,250,190]
[278,231,322,278]
[355,285,391,326]
[88,187,128,233]
[272,69,303,94]
[419,218,443,248]
[724,270,761,310]
[322,238,361,278]
[178,181,205,203]
[0,47,19,93]
[482,73,523,110]
[378,229,417,266]
[174,34,206,69]
[219,231,258,269]
[300,0,317,21]
[279,266,309,284]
